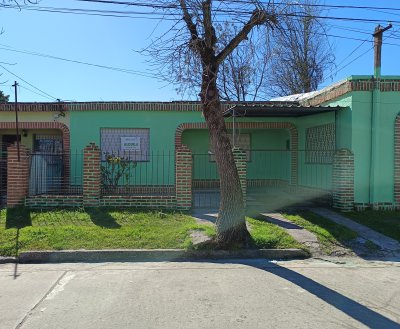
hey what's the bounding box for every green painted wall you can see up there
[182,129,290,181]
[70,110,205,185]
[296,112,336,190]
[67,89,400,201]
[322,77,400,204]
[69,110,341,189]
[369,91,400,203]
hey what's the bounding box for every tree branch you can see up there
[216,9,276,65]
[202,0,216,49]
[179,0,200,47]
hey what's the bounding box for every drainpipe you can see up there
[369,24,392,205]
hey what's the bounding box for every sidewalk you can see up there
[1,259,399,329]
[312,208,400,253]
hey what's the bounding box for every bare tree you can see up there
[144,1,277,246]
[217,22,273,101]
[198,0,334,101]
[269,0,335,96]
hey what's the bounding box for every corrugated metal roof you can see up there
[223,102,344,117]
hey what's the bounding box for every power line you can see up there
[0,64,58,100]
[2,2,400,25]
[18,84,56,101]
[0,44,160,79]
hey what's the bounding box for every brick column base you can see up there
[7,143,30,208]
[233,147,247,208]
[333,149,354,212]
[83,143,101,207]
[175,146,192,211]
[394,115,400,206]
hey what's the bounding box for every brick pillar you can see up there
[83,143,101,207]
[233,147,247,208]
[175,146,192,211]
[7,143,30,208]
[332,149,354,212]
[394,115,400,207]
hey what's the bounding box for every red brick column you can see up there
[175,146,192,210]
[394,115,400,208]
[7,143,30,208]
[333,149,354,212]
[233,147,247,208]
[83,143,101,207]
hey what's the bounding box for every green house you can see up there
[0,75,399,211]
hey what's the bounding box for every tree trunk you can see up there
[200,62,250,247]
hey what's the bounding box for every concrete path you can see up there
[1,259,399,329]
[191,211,218,225]
[259,213,323,256]
[312,208,400,254]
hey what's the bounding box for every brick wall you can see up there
[26,195,83,208]
[395,115,400,207]
[303,79,400,107]
[175,146,192,210]
[332,149,354,212]
[100,195,176,208]
[7,143,30,207]
[83,143,101,207]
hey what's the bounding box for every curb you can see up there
[8,249,309,263]
[0,256,17,264]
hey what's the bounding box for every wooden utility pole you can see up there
[373,24,392,77]
[11,81,20,162]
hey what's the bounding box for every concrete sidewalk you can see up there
[1,259,399,329]
[312,208,400,253]
[259,213,323,256]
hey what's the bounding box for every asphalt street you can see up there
[1,258,399,329]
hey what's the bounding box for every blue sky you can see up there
[0,0,398,102]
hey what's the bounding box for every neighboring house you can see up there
[0,75,399,211]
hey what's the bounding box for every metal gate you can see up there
[192,153,220,210]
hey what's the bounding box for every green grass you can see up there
[0,207,214,256]
[282,212,359,254]
[0,208,304,256]
[344,211,400,242]
[247,217,306,251]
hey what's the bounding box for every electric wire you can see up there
[0,64,58,100]
[0,44,160,79]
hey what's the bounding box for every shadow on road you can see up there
[5,207,31,279]
[225,259,400,329]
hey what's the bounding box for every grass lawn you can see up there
[246,217,306,251]
[283,212,359,254]
[0,208,215,256]
[0,208,303,256]
[344,211,400,242]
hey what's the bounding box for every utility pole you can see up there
[373,24,392,78]
[12,81,20,162]
[369,24,392,204]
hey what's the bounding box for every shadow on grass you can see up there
[6,207,32,229]
[86,208,121,229]
[4,207,30,279]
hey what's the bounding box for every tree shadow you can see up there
[86,208,121,229]
[214,259,400,329]
[5,207,32,229]
[5,207,31,279]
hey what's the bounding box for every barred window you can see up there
[100,128,150,161]
[306,124,335,164]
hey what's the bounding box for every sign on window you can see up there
[121,137,141,151]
